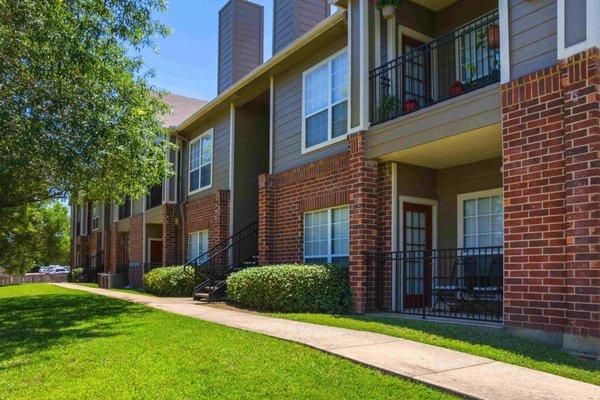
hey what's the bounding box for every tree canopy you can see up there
[0,0,174,208]
[0,201,70,274]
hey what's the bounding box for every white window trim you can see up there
[303,205,349,264]
[188,128,214,196]
[499,0,510,83]
[456,188,503,248]
[557,0,600,60]
[188,230,209,261]
[301,48,349,154]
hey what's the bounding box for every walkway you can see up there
[55,283,599,400]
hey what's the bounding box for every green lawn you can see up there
[0,285,456,400]
[75,282,152,296]
[267,313,600,385]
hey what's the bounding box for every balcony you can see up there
[370,10,500,126]
[118,196,131,220]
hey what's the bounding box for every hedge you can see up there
[70,268,84,282]
[226,264,352,313]
[142,266,194,297]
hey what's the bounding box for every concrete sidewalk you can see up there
[55,283,599,400]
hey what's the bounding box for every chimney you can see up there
[272,0,329,55]
[218,0,264,94]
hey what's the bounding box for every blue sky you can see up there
[139,0,274,101]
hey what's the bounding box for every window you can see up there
[189,129,213,193]
[304,206,349,267]
[458,190,503,248]
[91,204,100,231]
[188,230,209,262]
[303,50,348,151]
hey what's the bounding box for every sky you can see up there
[138,0,274,102]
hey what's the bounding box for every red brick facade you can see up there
[502,48,599,341]
[258,132,388,312]
[162,203,180,265]
[183,190,230,259]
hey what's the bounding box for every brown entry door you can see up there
[149,240,163,264]
[403,203,433,309]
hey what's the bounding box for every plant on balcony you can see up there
[373,0,403,20]
[376,95,402,121]
[403,99,419,114]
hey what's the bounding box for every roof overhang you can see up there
[176,10,347,134]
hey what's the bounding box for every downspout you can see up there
[175,133,189,263]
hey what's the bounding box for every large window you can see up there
[188,230,209,262]
[304,206,349,267]
[91,203,100,231]
[189,129,213,194]
[303,50,348,152]
[458,189,503,248]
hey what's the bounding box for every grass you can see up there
[74,282,153,296]
[0,284,456,400]
[266,312,600,385]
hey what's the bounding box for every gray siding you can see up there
[273,0,329,55]
[272,34,347,174]
[437,157,502,248]
[233,97,269,233]
[435,0,496,35]
[218,0,263,94]
[184,112,230,203]
[397,164,437,199]
[509,0,557,80]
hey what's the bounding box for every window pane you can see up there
[305,64,328,115]
[332,101,347,138]
[491,195,502,214]
[304,210,328,257]
[305,257,328,265]
[478,215,491,234]
[464,217,476,236]
[306,110,328,147]
[190,141,200,170]
[189,169,199,191]
[201,134,212,165]
[200,164,211,188]
[331,256,349,268]
[331,52,348,103]
[477,197,491,215]
[464,199,476,217]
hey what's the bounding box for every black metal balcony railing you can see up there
[146,184,162,210]
[370,10,500,125]
[370,247,503,322]
[118,196,131,219]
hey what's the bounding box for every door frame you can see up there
[397,26,436,101]
[147,238,163,264]
[395,196,438,311]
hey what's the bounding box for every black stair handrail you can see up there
[187,221,259,300]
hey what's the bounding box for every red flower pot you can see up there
[403,99,419,113]
[449,81,466,97]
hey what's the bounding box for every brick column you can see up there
[128,213,144,287]
[377,162,394,311]
[561,49,600,340]
[258,173,274,265]
[102,228,112,272]
[348,131,378,313]
[502,48,599,351]
[162,203,179,266]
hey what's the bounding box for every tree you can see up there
[0,201,70,274]
[0,0,173,208]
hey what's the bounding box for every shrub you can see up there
[70,268,84,282]
[142,266,194,297]
[226,264,352,313]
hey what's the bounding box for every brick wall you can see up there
[129,213,144,264]
[183,190,230,260]
[258,132,386,312]
[162,203,180,265]
[108,224,129,273]
[376,162,394,310]
[501,48,599,341]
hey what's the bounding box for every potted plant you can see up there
[403,99,419,114]
[376,95,402,121]
[374,0,404,20]
[449,81,466,97]
[486,24,500,50]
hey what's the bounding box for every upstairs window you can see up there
[302,50,348,152]
[91,204,100,231]
[189,129,213,194]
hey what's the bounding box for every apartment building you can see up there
[71,0,599,355]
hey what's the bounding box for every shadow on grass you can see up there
[344,314,599,376]
[0,292,150,366]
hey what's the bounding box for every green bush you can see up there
[70,268,84,282]
[226,264,352,313]
[142,266,194,297]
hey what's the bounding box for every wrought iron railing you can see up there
[183,221,259,301]
[369,246,503,322]
[370,10,500,125]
